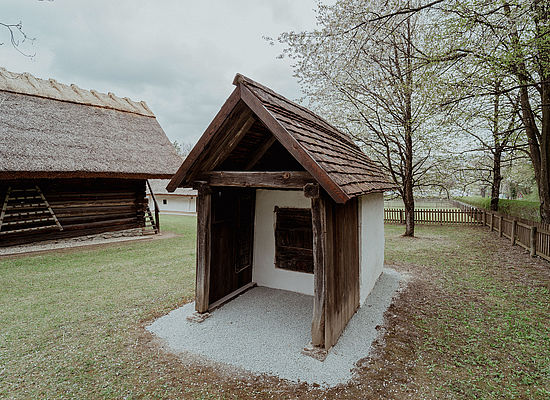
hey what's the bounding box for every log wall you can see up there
[0,178,148,247]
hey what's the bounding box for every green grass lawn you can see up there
[0,215,199,399]
[1,217,549,399]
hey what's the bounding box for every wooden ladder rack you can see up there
[0,185,63,235]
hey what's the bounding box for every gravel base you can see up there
[147,267,403,387]
[0,234,151,256]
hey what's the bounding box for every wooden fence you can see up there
[385,202,550,262]
[384,208,484,225]
[451,201,550,262]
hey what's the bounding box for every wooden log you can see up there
[201,171,315,189]
[244,135,277,170]
[194,181,212,313]
[511,220,517,245]
[303,183,320,199]
[310,191,326,347]
[530,226,537,257]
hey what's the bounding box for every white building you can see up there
[147,179,196,215]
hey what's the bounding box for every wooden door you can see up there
[208,187,255,304]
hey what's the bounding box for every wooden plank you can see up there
[244,135,277,170]
[194,181,212,313]
[167,86,242,192]
[201,171,314,189]
[36,185,63,231]
[208,282,256,312]
[310,188,326,347]
[324,197,359,349]
[530,226,537,257]
[211,116,256,169]
[0,187,11,231]
[239,84,350,204]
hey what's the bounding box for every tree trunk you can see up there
[403,174,415,236]
[505,2,550,222]
[539,80,550,222]
[490,150,502,211]
[403,13,415,237]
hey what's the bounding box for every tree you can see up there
[172,140,193,159]
[0,20,34,56]
[278,0,449,236]
[382,0,550,221]
[449,79,525,211]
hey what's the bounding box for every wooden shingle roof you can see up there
[235,75,395,199]
[168,74,395,203]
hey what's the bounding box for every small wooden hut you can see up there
[167,74,395,350]
[0,68,182,247]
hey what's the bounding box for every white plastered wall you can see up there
[358,192,385,304]
[252,189,314,295]
[148,195,196,215]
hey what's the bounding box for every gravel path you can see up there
[147,267,403,386]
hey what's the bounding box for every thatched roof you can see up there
[0,68,183,179]
[168,74,395,203]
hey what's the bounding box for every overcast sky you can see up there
[1,0,327,144]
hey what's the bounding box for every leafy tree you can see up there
[172,140,193,159]
[385,0,550,221]
[278,0,450,236]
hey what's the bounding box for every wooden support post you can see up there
[498,216,503,237]
[399,209,404,224]
[482,211,486,226]
[511,220,517,245]
[306,183,326,347]
[489,213,493,231]
[530,226,537,257]
[194,181,212,313]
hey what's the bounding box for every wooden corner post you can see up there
[194,181,212,313]
[530,226,537,257]
[305,183,326,347]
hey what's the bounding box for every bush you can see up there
[456,196,541,222]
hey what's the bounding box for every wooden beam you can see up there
[303,183,320,199]
[208,282,257,312]
[310,189,326,347]
[244,135,276,170]
[209,116,256,169]
[239,84,350,204]
[194,181,212,313]
[167,86,242,192]
[201,171,315,189]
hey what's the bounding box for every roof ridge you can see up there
[233,73,356,145]
[0,67,155,117]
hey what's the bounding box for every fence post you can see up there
[530,226,537,257]
[498,216,503,237]
[511,220,516,245]
[399,209,404,224]
[489,213,493,231]
[482,211,486,226]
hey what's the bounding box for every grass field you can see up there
[1,216,549,399]
[458,196,541,222]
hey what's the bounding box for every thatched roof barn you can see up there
[168,74,395,351]
[0,68,182,246]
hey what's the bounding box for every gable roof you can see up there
[0,68,183,179]
[167,74,395,203]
